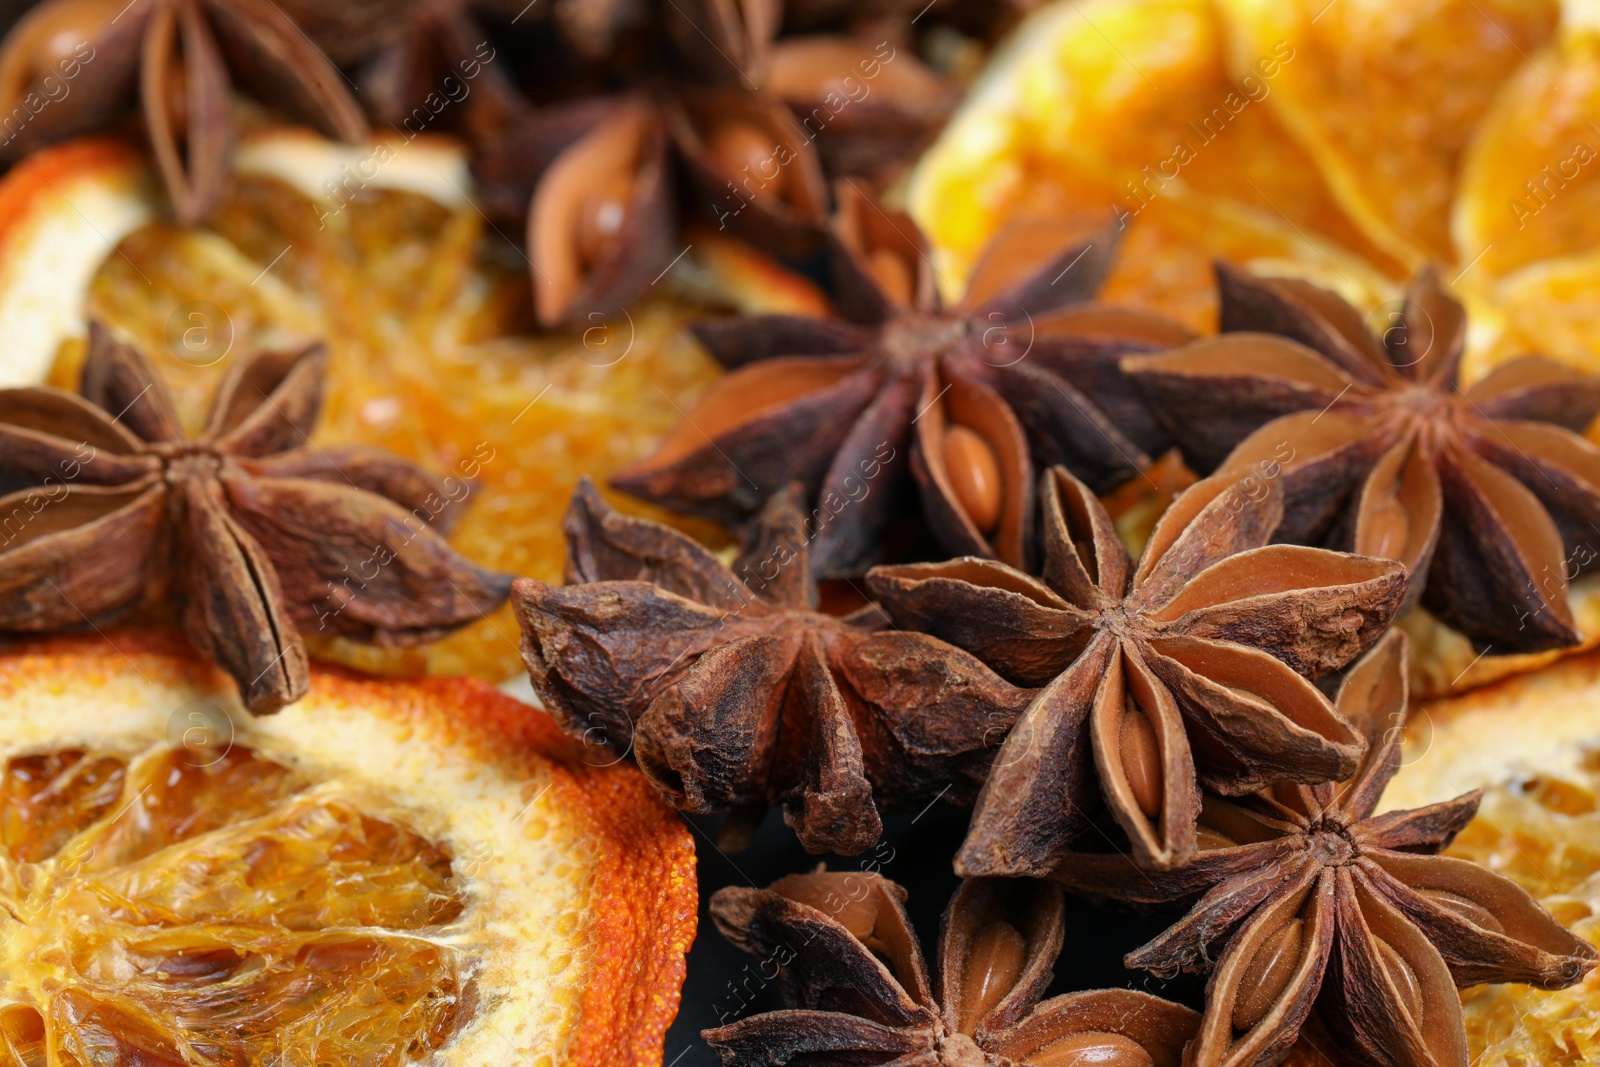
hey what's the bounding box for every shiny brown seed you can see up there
[1195,825,1236,851]
[1422,888,1505,934]
[1027,1031,1155,1067]
[1375,936,1424,1024]
[706,121,787,201]
[942,425,1002,535]
[1232,918,1303,1031]
[574,169,635,270]
[0,0,122,107]
[957,920,1027,1034]
[866,247,914,307]
[770,871,881,942]
[1118,703,1163,820]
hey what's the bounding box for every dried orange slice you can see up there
[908,0,1398,330]
[0,128,784,684]
[1379,647,1600,1067]
[0,631,695,1066]
[1221,0,1559,268]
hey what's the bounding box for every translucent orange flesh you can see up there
[0,744,467,1067]
[54,174,725,684]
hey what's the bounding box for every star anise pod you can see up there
[0,0,368,224]
[662,0,959,183]
[705,869,1200,1067]
[1049,631,1598,1067]
[354,0,528,147]
[1122,264,1600,655]
[472,94,679,330]
[511,478,1033,854]
[613,183,1193,577]
[0,322,511,714]
[865,466,1408,872]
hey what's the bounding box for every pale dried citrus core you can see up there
[0,744,469,1066]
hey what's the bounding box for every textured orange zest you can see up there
[0,629,698,1067]
[0,136,143,250]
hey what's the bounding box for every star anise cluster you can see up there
[505,254,1599,1067]
[1125,264,1600,654]
[1048,631,1597,1067]
[513,477,1033,854]
[706,870,1200,1067]
[0,322,510,714]
[613,185,1193,574]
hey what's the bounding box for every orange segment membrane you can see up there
[0,745,469,1067]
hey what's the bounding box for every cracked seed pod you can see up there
[0,322,511,714]
[474,95,675,330]
[766,35,960,181]
[614,181,1193,577]
[706,870,1200,1066]
[667,87,831,256]
[1124,263,1600,654]
[867,466,1408,872]
[1049,631,1597,1067]
[511,479,1033,854]
[0,0,367,224]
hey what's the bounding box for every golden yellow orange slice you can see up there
[0,631,696,1066]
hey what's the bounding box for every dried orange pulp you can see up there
[0,632,696,1067]
[10,129,738,685]
[908,0,1599,380]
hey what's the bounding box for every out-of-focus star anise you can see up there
[0,322,511,714]
[354,0,528,147]
[0,0,368,224]
[511,478,1033,854]
[473,93,680,330]
[866,466,1408,872]
[705,870,1200,1067]
[1049,631,1598,1067]
[613,184,1193,577]
[1123,264,1600,655]
[471,2,957,329]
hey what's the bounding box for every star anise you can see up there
[0,322,511,714]
[471,34,954,328]
[0,0,369,224]
[663,0,960,184]
[612,184,1193,577]
[354,0,528,147]
[865,465,1408,872]
[1048,631,1598,1067]
[1122,264,1600,655]
[511,477,1033,854]
[705,869,1200,1067]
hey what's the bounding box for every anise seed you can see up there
[1375,937,1424,1024]
[957,920,1027,1034]
[0,0,121,100]
[771,872,880,942]
[1119,703,1163,820]
[943,425,1002,535]
[707,122,785,201]
[1232,918,1303,1031]
[1028,1031,1155,1067]
[866,247,914,307]
[1195,824,1236,851]
[574,170,635,269]
[1422,889,1504,934]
